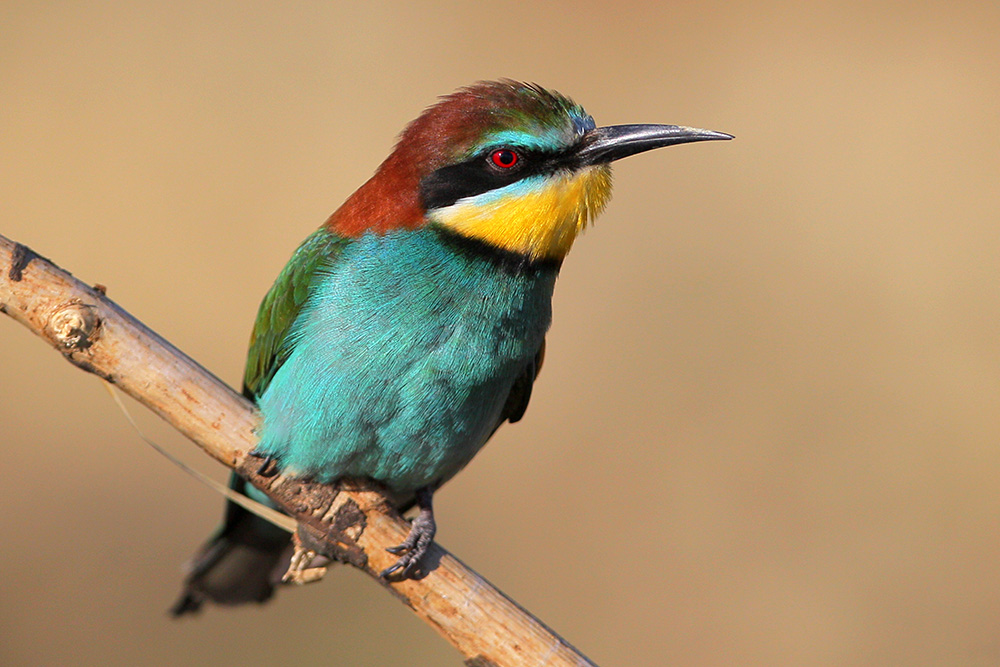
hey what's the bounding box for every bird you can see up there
[171,79,731,615]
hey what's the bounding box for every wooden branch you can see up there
[0,232,596,667]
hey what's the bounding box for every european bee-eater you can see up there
[172,80,730,614]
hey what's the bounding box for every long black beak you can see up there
[575,124,733,165]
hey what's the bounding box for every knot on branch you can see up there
[46,300,100,350]
[239,455,377,570]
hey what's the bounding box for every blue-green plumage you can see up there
[172,79,730,614]
[256,226,555,492]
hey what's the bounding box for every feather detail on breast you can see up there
[252,227,557,492]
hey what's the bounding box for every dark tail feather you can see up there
[171,473,293,616]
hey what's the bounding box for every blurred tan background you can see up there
[3,1,1000,665]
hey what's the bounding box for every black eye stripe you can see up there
[420,147,573,211]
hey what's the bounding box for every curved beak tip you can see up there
[667,126,734,143]
[691,127,735,141]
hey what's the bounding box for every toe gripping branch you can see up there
[239,455,439,584]
[238,455,371,584]
[381,486,436,579]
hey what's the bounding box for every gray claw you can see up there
[380,487,435,579]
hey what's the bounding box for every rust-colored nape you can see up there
[325,89,488,237]
[324,152,426,236]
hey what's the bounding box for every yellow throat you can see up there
[430,165,614,262]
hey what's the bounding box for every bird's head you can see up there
[327,80,731,264]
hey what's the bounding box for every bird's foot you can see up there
[283,528,332,585]
[248,448,279,477]
[380,487,435,579]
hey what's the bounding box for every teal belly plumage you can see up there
[254,227,556,492]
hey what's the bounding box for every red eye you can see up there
[490,149,518,168]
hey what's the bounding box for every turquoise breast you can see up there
[255,227,557,492]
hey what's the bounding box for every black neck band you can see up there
[431,226,563,276]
